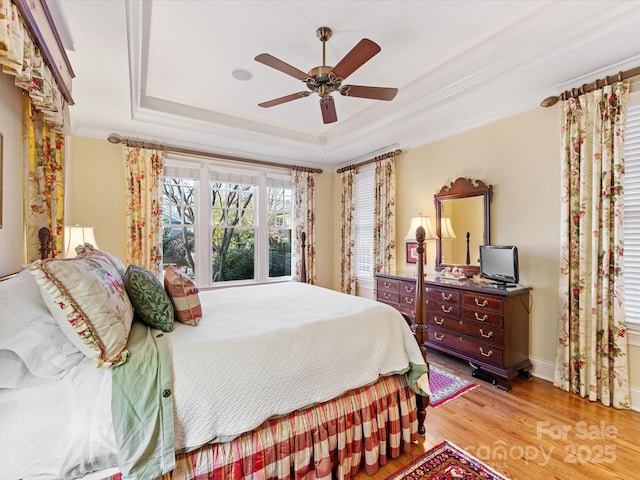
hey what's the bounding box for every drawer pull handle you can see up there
[384,281,392,288]
[479,329,493,338]
[475,312,488,322]
[475,298,488,307]
[384,292,391,299]
[441,292,453,301]
[405,285,415,293]
[479,347,493,357]
[434,332,444,341]
[441,305,453,313]
[434,317,444,325]
[406,297,415,305]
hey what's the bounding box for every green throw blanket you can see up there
[111,321,175,479]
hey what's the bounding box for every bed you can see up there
[0,229,430,480]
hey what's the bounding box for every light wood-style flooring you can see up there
[355,349,640,480]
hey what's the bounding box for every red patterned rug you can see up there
[385,440,510,479]
[428,365,478,407]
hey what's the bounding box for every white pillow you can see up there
[31,250,134,368]
[0,268,83,387]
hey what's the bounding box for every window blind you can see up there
[353,166,375,283]
[624,101,640,327]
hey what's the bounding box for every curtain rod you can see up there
[540,65,640,107]
[106,134,323,174]
[336,149,403,173]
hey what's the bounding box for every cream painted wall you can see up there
[66,136,128,261]
[395,106,562,378]
[0,73,26,275]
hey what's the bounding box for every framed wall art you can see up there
[406,242,418,264]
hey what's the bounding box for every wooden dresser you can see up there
[376,273,531,391]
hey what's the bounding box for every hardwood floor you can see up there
[355,349,640,479]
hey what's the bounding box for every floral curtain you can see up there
[123,146,165,276]
[2,0,68,261]
[554,81,630,409]
[23,96,65,261]
[373,155,396,275]
[293,168,317,284]
[340,168,356,294]
[0,0,65,127]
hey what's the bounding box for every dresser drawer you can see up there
[429,300,461,317]
[377,277,400,293]
[428,327,504,367]
[399,282,417,296]
[427,312,459,329]
[400,293,417,307]
[461,308,503,328]
[378,291,399,304]
[398,305,415,322]
[428,287,461,305]
[463,293,503,313]
[428,316,504,346]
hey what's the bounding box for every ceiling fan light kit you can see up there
[255,26,398,124]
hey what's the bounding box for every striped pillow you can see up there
[164,266,202,326]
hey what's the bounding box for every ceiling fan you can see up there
[255,27,398,124]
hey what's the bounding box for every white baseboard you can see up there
[529,355,640,412]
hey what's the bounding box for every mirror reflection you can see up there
[435,178,492,274]
[439,196,484,266]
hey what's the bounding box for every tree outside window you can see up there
[162,172,293,284]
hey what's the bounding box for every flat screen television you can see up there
[479,245,519,287]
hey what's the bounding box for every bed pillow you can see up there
[124,265,174,332]
[31,251,134,368]
[164,266,202,326]
[0,268,84,386]
[74,243,127,279]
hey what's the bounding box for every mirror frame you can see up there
[434,177,492,275]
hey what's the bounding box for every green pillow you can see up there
[124,265,174,332]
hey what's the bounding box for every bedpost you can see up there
[39,227,51,260]
[414,225,428,433]
[300,231,307,283]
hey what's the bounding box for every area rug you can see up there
[428,365,478,407]
[385,440,510,480]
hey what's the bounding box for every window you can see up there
[624,101,640,331]
[162,167,198,279]
[162,159,293,286]
[353,165,375,286]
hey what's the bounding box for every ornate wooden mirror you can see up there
[434,177,492,275]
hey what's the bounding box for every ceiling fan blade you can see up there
[258,91,311,108]
[340,85,398,101]
[330,39,381,81]
[255,53,311,82]
[320,96,337,124]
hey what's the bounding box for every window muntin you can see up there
[162,177,197,279]
[211,181,256,282]
[267,186,292,278]
[162,160,292,286]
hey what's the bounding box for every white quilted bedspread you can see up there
[168,282,429,452]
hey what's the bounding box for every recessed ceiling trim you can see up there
[138,94,325,145]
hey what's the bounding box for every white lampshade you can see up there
[440,217,457,240]
[64,225,99,258]
[405,216,438,241]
